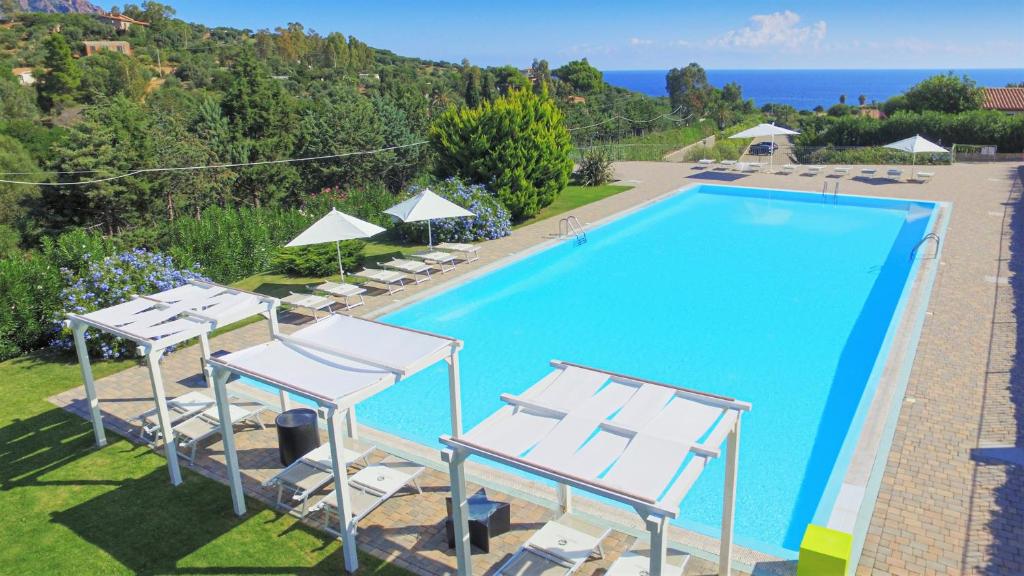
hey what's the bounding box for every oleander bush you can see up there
[270,240,367,278]
[50,248,207,359]
[397,178,511,244]
[0,253,62,361]
[794,145,950,166]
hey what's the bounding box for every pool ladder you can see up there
[910,233,940,261]
[822,181,838,205]
[559,215,587,245]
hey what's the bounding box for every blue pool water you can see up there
[253,184,936,556]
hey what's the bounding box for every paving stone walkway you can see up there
[50,161,1024,575]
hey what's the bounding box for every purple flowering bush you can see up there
[398,178,512,244]
[51,248,208,359]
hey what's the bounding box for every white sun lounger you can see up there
[832,166,851,176]
[175,401,268,463]
[495,514,611,576]
[313,456,425,533]
[605,540,690,576]
[719,159,737,169]
[436,242,480,263]
[779,164,797,174]
[281,292,335,321]
[411,251,457,273]
[357,268,406,294]
[915,171,935,182]
[263,442,376,517]
[887,168,904,180]
[860,168,878,177]
[314,282,366,311]
[696,158,715,167]
[382,258,432,284]
[805,165,824,175]
[741,162,762,173]
[133,391,215,440]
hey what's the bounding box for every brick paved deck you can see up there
[50,161,1024,575]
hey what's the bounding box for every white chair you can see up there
[132,391,215,440]
[175,401,268,463]
[436,242,480,263]
[381,258,432,284]
[411,251,458,273]
[312,456,425,533]
[495,514,611,576]
[281,292,335,321]
[314,282,366,311]
[356,268,407,295]
[604,540,690,576]
[263,442,376,517]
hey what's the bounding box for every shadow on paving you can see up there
[978,164,1024,575]
[686,171,748,182]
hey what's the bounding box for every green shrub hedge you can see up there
[270,241,366,278]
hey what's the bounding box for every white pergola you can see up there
[440,360,751,576]
[205,313,464,573]
[65,279,281,486]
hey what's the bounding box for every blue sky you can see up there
[108,1,1024,70]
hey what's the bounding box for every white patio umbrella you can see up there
[384,188,474,247]
[286,208,386,280]
[883,134,948,171]
[729,122,800,170]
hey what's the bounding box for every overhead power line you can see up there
[568,107,690,132]
[0,142,429,186]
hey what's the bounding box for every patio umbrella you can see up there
[729,122,800,170]
[883,134,947,171]
[286,208,386,280]
[384,188,474,247]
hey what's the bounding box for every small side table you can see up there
[445,489,511,554]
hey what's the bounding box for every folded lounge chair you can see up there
[741,162,762,173]
[779,164,797,174]
[495,514,611,576]
[382,258,432,284]
[356,268,406,295]
[915,171,935,182]
[696,158,715,167]
[411,250,458,273]
[314,282,366,311]
[860,168,878,177]
[312,455,425,533]
[175,401,268,463]
[263,442,376,517]
[805,165,824,175]
[132,390,216,440]
[887,168,904,180]
[436,242,480,263]
[832,166,851,176]
[605,540,690,576]
[719,159,737,170]
[281,292,335,321]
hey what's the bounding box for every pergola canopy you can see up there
[208,314,461,409]
[441,360,751,576]
[70,280,279,351]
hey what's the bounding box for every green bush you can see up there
[0,253,61,360]
[40,228,119,276]
[270,241,366,278]
[575,149,614,186]
[795,110,1024,152]
[794,145,950,166]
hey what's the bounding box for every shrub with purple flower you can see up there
[398,178,512,244]
[51,248,208,359]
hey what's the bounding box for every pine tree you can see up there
[36,34,82,112]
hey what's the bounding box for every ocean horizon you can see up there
[602,68,1024,110]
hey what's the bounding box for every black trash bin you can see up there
[276,408,320,466]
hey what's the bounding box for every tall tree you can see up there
[553,58,603,95]
[902,73,983,113]
[531,58,551,96]
[36,34,82,112]
[461,59,482,108]
[666,63,710,118]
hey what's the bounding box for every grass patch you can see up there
[0,350,408,575]
[517,184,632,229]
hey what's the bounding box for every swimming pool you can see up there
[256,184,938,557]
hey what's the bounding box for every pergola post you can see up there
[70,322,106,447]
[326,407,358,572]
[345,406,359,440]
[442,448,472,576]
[556,483,573,514]
[198,332,215,388]
[719,416,741,576]
[446,346,463,437]
[145,349,182,486]
[211,365,245,516]
[645,514,669,576]
[267,306,280,337]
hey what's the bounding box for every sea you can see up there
[602,69,1024,110]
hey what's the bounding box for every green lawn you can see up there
[238,184,632,294]
[0,351,407,575]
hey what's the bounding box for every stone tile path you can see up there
[51,161,1024,575]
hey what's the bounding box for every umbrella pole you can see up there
[428,220,433,248]
[336,240,345,282]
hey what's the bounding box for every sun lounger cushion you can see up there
[527,521,604,564]
[605,545,690,576]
